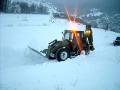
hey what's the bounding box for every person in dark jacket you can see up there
[83,24,95,52]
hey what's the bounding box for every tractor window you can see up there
[70,33,74,40]
[77,33,80,37]
[64,32,70,40]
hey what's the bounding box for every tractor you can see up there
[41,29,94,61]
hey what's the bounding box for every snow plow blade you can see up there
[28,46,47,57]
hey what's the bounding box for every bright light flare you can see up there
[73,31,83,51]
[63,0,83,51]
[73,7,78,22]
[64,7,71,21]
[68,22,78,31]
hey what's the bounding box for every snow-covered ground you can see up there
[0,14,120,90]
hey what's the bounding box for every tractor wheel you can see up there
[56,48,70,61]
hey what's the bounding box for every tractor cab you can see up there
[63,30,84,41]
[63,30,85,54]
[63,30,94,54]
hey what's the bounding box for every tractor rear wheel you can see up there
[56,48,70,61]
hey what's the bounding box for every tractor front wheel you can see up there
[56,48,70,61]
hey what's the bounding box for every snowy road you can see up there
[0,14,120,90]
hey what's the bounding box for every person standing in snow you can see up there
[83,24,95,54]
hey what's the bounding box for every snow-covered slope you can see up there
[86,8,103,17]
[10,0,57,13]
[0,14,120,90]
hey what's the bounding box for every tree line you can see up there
[0,0,49,14]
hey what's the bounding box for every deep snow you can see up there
[0,14,120,90]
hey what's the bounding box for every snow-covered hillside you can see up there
[0,14,120,90]
[10,0,57,13]
[86,8,103,17]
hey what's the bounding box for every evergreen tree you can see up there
[19,2,29,13]
[0,0,8,12]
